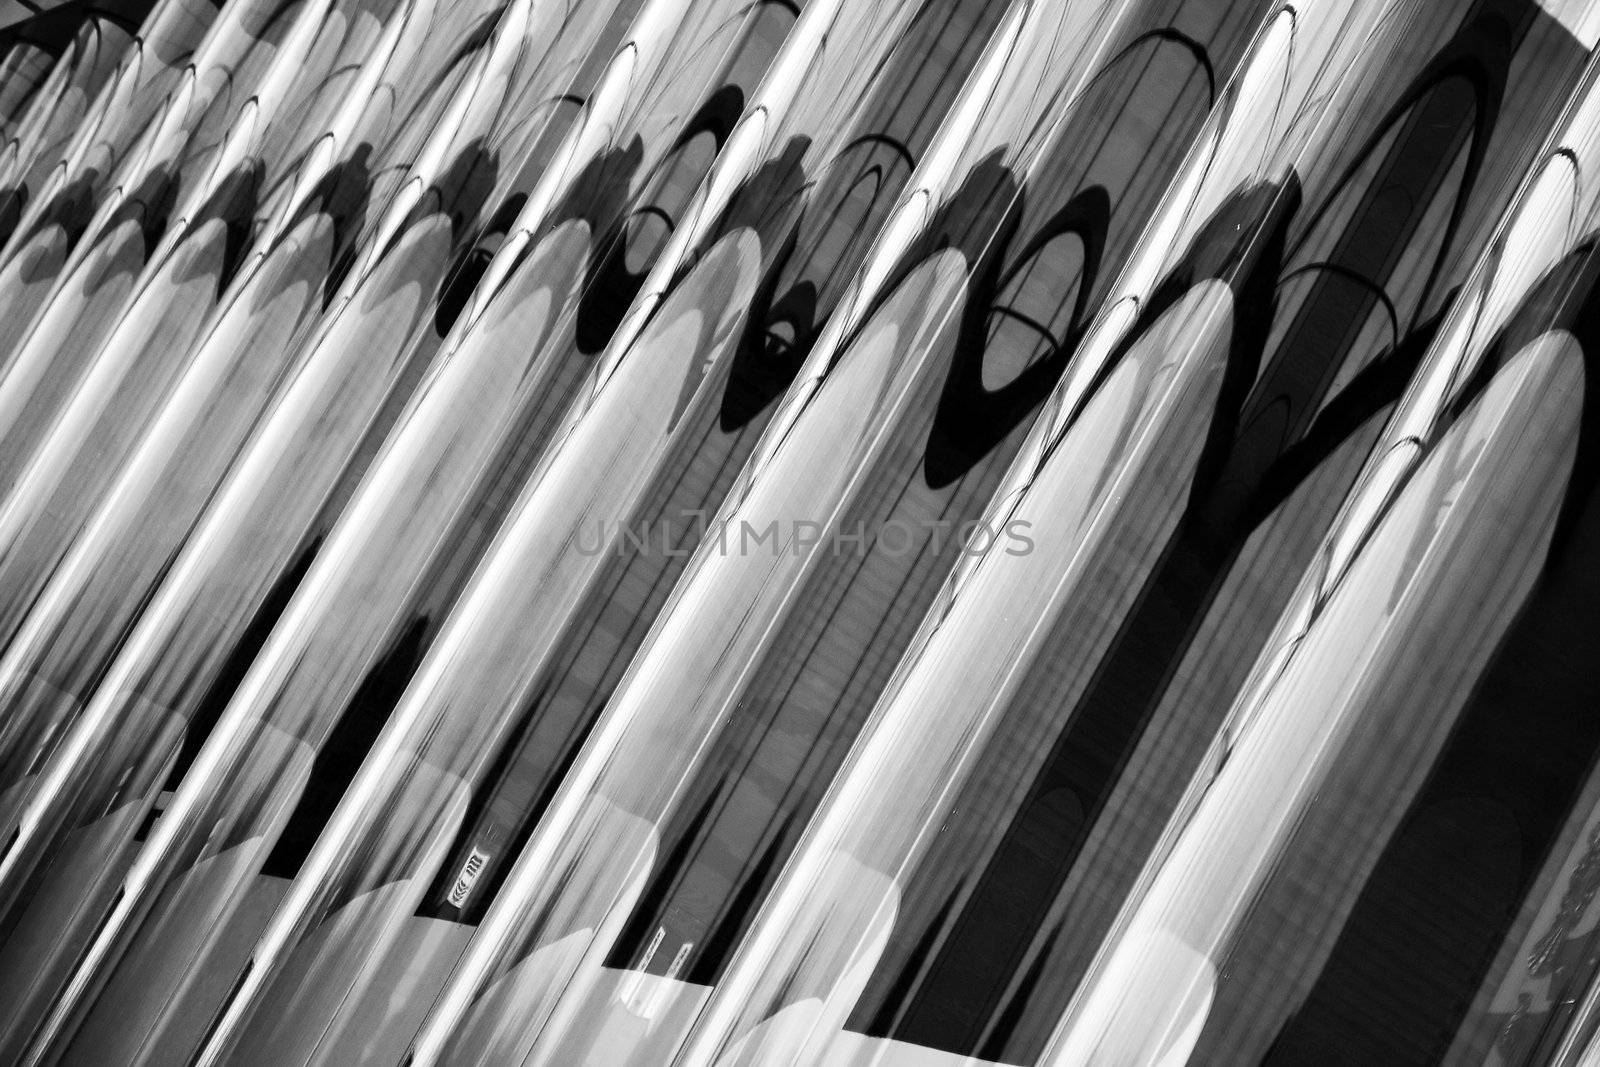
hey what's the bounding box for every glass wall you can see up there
[0,0,1593,1064]
[1048,53,1600,1067]
[0,0,161,242]
[412,1,1598,1065]
[195,0,1283,1062]
[1,0,819,1061]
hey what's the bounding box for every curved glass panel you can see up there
[5,0,817,1061]
[0,43,53,135]
[0,0,217,261]
[0,0,316,485]
[0,0,453,466]
[405,1,1598,1065]
[0,0,655,1058]
[0,0,585,770]
[0,0,152,247]
[364,1,1339,1064]
[0,3,103,137]
[22,0,1054,1062]
[0,0,471,704]
[0,0,304,379]
[0,1,1589,1063]
[1042,62,1600,1067]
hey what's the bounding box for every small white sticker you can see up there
[446,848,492,908]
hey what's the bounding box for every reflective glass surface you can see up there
[0,0,656,1060]
[415,1,1597,1064]
[5,0,817,1061]
[78,1,1042,1059]
[0,44,53,137]
[0,0,159,245]
[1049,56,1600,1067]
[0,0,619,797]
[0,0,305,404]
[209,0,1286,1059]
[0,0,216,273]
[0,0,1596,1063]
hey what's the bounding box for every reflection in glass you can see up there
[0,0,602,786]
[367,0,1450,1063]
[1046,60,1600,1067]
[0,0,654,1059]
[0,0,1590,1063]
[0,42,53,137]
[0,0,306,412]
[0,0,345,503]
[5,0,814,1062]
[639,1,1599,1065]
[0,0,425,816]
[136,0,1044,1059]
[0,0,157,248]
[0,0,216,350]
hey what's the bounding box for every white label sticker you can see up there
[447,848,492,907]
